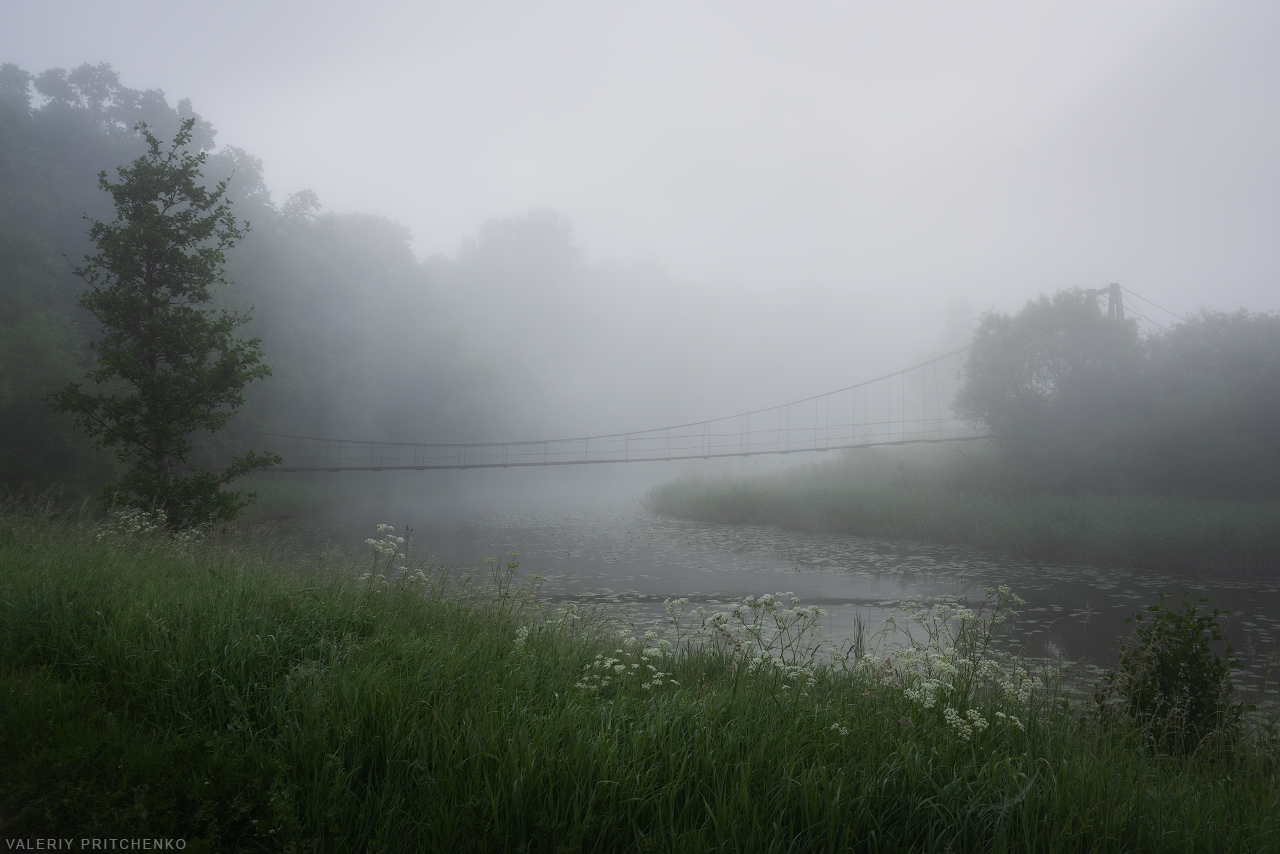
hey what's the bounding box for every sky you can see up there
[5,0,1279,411]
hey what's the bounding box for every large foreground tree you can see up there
[50,118,280,526]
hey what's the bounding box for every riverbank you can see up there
[649,445,1280,575]
[2,510,1277,851]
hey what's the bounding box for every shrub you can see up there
[1097,592,1245,752]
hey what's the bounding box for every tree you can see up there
[957,291,1280,496]
[955,288,1143,490]
[0,211,114,493]
[49,118,279,526]
[1136,310,1280,495]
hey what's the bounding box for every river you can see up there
[272,474,1280,711]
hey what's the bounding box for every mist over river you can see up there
[269,474,1280,710]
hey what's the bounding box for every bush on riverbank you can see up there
[1,509,1278,851]
[649,444,1280,574]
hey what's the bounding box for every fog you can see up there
[7,12,1280,831]
[5,0,1279,449]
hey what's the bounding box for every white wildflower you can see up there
[965,708,989,733]
[943,706,973,740]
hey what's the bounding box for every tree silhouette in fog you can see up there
[958,289,1280,496]
[49,119,279,525]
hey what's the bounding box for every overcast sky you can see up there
[6,0,1278,329]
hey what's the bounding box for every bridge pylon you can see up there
[1085,283,1125,320]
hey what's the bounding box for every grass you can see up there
[1,508,1278,852]
[649,444,1280,574]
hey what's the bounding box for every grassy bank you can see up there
[650,445,1280,574]
[1,511,1278,851]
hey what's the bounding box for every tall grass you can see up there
[649,445,1280,574]
[1,509,1278,851]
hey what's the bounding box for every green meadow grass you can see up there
[1,511,1277,852]
[649,447,1280,574]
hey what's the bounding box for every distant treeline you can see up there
[0,62,496,495]
[957,290,1280,497]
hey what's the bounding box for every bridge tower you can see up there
[1085,283,1125,319]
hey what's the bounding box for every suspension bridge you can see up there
[249,346,988,473]
[239,283,1186,473]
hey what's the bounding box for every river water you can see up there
[278,479,1280,711]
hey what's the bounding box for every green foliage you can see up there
[956,289,1143,491]
[957,289,1280,496]
[1099,592,1246,753]
[48,119,279,526]
[958,291,1142,443]
[0,213,115,492]
[1137,311,1280,495]
[1,513,1278,851]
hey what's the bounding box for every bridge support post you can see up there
[1087,284,1125,319]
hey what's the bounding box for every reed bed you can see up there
[649,447,1280,574]
[1,509,1277,852]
